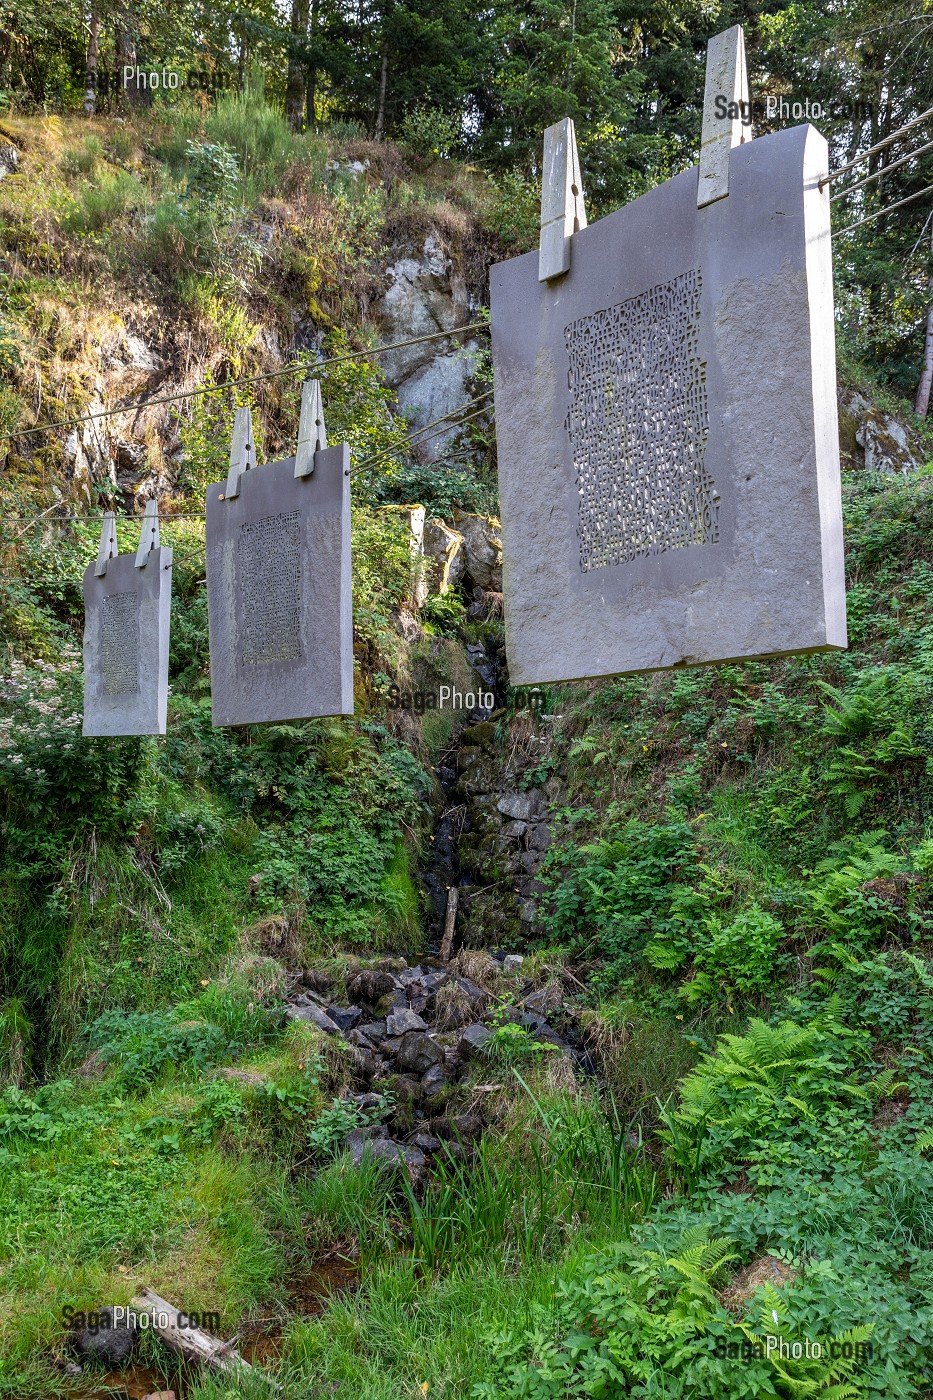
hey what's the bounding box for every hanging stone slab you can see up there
[205,445,353,726]
[82,522,172,737]
[490,123,847,685]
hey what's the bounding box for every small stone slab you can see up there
[327,1005,363,1033]
[458,1023,493,1059]
[285,1002,340,1034]
[387,1008,428,1036]
[83,545,172,737]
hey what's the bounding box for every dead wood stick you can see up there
[130,1288,253,1377]
[439,885,459,962]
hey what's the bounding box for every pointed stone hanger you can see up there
[539,116,587,282]
[295,378,327,479]
[134,498,160,568]
[698,24,752,207]
[224,405,256,500]
[94,510,118,577]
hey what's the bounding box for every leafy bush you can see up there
[660,1017,877,1187]
[691,904,784,995]
[542,821,703,971]
[398,104,462,158]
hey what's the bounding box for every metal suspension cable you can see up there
[819,105,933,189]
[350,391,493,473]
[3,393,496,524]
[352,403,493,476]
[6,321,489,443]
[830,136,933,202]
[836,183,933,236]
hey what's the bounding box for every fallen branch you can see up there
[439,885,459,962]
[130,1288,253,1378]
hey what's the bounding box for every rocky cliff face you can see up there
[376,230,484,459]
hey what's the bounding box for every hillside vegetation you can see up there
[0,74,932,1400]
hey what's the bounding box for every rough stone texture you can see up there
[378,233,482,460]
[458,1023,493,1058]
[395,1031,444,1074]
[327,1005,363,1033]
[206,446,353,725]
[837,387,923,476]
[83,546,172,736]
[69,1307,136,1366]
[387,1008,428,1036]
[285,1001,340,1034]
[347,970,395,1003]
[449,510,503,591]
[491,124,847,685]
[380,504,428,605]
[424,518,466,593]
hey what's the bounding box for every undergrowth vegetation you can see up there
[0,95,933,1400]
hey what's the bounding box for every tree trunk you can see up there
[305,0,318,127]
[374,42,388,141]
[916,216,933,419]
[84,11,101,116]
[130,1288,254,1378]
[285,0,310,131]
[115,20,136,109]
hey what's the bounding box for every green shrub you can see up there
[691,903,784,995]
[66,170,144,232]
[542,821,703,973]
[398,104,462,159]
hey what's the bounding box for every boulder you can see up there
[449,510,503,590]
[396,1032,444,1075]
[387,1008,428,1036]
[327,1006,363,1033]
[424,518,466,594]
[496,791,545,822]
[347,970,396,1004]
[458,1023,493,1059]
[69,1307,136,1366]
[286,1002,340,1034]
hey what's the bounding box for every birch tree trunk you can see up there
[84,11,101,116]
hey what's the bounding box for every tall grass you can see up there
[401,1088,657,1272]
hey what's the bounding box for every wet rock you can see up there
[458,1023,493,1059]
[347,970,395,1003]
[286,1002,340,1034]
[344,1126,426,1178]
[327,1006,363,1033]
[387,1008,428,1036]
[359,1020,387,1043]
[396,1032,444,1074]
[69,1307,136,1366]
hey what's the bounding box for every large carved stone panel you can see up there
[205,446,353,726]
[83,548,172,736]
[490,124,846,685]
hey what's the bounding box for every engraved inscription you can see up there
[238,510,303,665]
[101,590,140,697]
[565,268,716,573]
